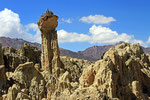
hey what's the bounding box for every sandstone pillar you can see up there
[37,9,64,75]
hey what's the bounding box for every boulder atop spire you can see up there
[37,9,58,33]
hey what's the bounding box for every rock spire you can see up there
[38,9,64,76]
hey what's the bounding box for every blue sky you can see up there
[0,0,150,51]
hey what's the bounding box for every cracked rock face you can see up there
[2,43,41,71]
[79,43,150,99]
[38,9,64,76]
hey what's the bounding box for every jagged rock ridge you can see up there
[79,43,150,99]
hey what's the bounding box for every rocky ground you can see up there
[0,10,150,100]
[0,43,150,100]
[1,41,150,100]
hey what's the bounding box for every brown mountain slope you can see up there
[0,36,150,62]
[60,48,97,61]
[78,45,114,61]
[0,37,41,50]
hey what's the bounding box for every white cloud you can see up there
[146,37,150,44]
[80,15,116,24]
[0,8,24,37]
[25,23,41,43]
[0,8,149,47]
[0,8,41,43]
[61,18,72,23]
[89,25,147,46]
[58,25,147,46]
[58,30,90,42]
[89,25,133,44]
[132,39,145,46]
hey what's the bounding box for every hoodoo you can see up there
[38,9,64,76]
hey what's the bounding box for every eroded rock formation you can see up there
[38,9,64,76]
[3,43,41,71]
[79,43,150,99]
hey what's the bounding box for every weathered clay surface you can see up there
[61,56,91,82]
[3,43,41,70]
[3,62,46,100]
[17,43,41,64]
[79,43,150,99]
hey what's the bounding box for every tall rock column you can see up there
[37,9,64,76]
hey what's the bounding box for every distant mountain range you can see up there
[0,36,150,62]
[0,37,41,50]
